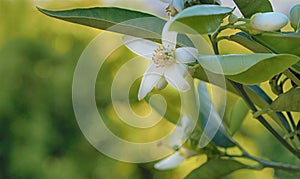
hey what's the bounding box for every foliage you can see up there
[2,0,300,178]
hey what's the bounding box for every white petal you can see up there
[138,63,164,100]
[180,115,192,130]
[175,47,198,63]
[160,0,171,3]
[169,126,185,147]
[164,64,190,92]
[122,36,158,59]
[162,20,177,49]
[154,152,185,170]
[172,0,184,12]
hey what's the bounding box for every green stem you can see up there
[223,142,300,171]
[230,81,300,158]
[208,32,300,158]
[287,112,296,130]
[284,69,300,86]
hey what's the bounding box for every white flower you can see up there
[154,115,197,170]
[154,151,185,170]
[154,148,197,170]
[250,12,289,32]
[161,0,185,16]
[169,115,194,148]
[123,20,198,100]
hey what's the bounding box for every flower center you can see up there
[152,46,175,68]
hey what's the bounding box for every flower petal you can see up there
[154,152,185,170]
[169,126,185,147]
[175,47,198,63]
[138,63,164,100]
[164,64,190,92]
[123,36,158,59]
[162,20,177,49]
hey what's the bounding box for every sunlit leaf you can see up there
[197,54,300,84]
[169,5,232,34]
[37,7,195,47]
[233,0,273,18]
[270,88,300,112]
[38,7,164,37]
[186,159,248,179]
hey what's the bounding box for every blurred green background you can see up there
[1,1,300,179]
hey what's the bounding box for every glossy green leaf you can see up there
[253,32,300,56]
[37,7,165,38]
[169,5,232,34]
[186,159,248,179]
[253,32,300,75]
[198,54,300,84]
[270,88,300,112]
[233,0,273,18]
[229,32,272,53]
[197,82,235,148]
[37,7,195,46]
[290,4,300,31]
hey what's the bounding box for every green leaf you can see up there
[37,7,164,38]
[169,5,232,34]
[197,54,300,84]
[225,94,249,135]
[270,88,300,112]
[233,0,273,18]
[253,32,300,76]
[37,7,195,46]
[229,32,272,53]
[290,4,300,31]
[186,159,248,179]
[253,32,300,56]
[197,82,236,148]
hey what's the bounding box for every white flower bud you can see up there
[250,12,288,32]
[156,77,168,90]
[154,152,185,170]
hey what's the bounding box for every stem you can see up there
[284,69,300,86]
[287,112,296,130]
[230,81,300,158]
[224,141,300,171]
[208,33,300,158]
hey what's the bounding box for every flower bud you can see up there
[154,152,185,170]
[250,12,288,32]
[156,77,168,90]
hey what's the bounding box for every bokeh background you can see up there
[1,0,300,179]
